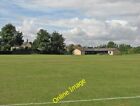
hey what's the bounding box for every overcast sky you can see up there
[0,0,140,46]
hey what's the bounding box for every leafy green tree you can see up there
[50,32,65,54]
[2,44,11,51]
[14,31,24,46]
[133,46,140,54]
[0,24,17,46]
[119,44,132,54]
[0,38,3,50]
[96,44,107,48]
[33,29,51,53]
[32,39,38,50]
[74,44,82,49]
[0,24,24,51]
[66,44,75,54]
[107,41,118,48]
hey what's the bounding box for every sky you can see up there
[0,0,140,46]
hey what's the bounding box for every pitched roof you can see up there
[83,48,118,51]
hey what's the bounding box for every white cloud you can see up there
[106,20,138,32]
[12,0,140,18]
[2,0,140,46]
[17,19,39,41]
[15,17,139,46]
[47,18,139,46]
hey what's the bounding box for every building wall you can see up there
[73,49,82,55]
[108,51,114,55]
[73,48,119,55]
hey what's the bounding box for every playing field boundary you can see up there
[1,95,140,106]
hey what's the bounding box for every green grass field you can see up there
[0,55,140,106]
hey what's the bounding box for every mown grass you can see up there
[0,55,140,106]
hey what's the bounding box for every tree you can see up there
[107,41,118,48]
[32,39,38,50]
[0,38,3,50]
[50,32,65,54]
[33,30,65,54]
[14,31,24,46]
[0,24,24,51]
[74,44,82,49]
[119,44,132,54]
[33,29,51,53]
[0,24,16,47]
[132,46,140,54]
[67,44,75,54]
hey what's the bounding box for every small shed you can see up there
[73,49,82,55]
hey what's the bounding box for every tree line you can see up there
[0,23,140,55]
[95,41,140,54]
[0,24,65,54]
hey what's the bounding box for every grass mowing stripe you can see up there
[1,95,140,106]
